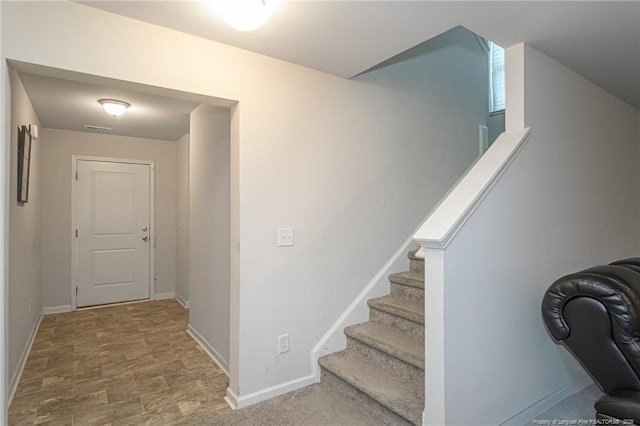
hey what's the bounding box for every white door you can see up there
[76,160,151,307]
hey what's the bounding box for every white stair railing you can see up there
[412,127,530,425]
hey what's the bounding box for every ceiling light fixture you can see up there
[98,99,131,117]
[213,0,276,32]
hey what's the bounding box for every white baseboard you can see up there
[500,374,594,425]
[154,292,175,300]
[225,387,239,410]
[310,238,421,381]
[174,294,189,309]
[43,305,71,315]
[233,374,316,409]
[9,312,44,403]
[186,323,229,376]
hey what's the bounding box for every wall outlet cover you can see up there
[277,228,294,247]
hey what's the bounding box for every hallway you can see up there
[8,299,230,425]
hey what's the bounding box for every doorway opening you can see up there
[4,60,241,410]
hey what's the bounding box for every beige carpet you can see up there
[209,375,412,426]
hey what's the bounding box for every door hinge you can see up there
[75,286,78,295]
[75,171,78,180]
[75,229,78,238]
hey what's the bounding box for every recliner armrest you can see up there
[542,265,640,393]
[596,392,640,424]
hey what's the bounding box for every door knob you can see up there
[142,235,148,242]
[142,226,148,232]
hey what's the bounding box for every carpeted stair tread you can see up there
[368,295,424,324]
[407,250,425,273]
[319,351,423,425]
[345,322,424,370]
[389,271,424,289]
[407,250,423,261]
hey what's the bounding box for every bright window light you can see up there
[489,42,506,113]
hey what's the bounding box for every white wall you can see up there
[7,70,42,394]
[176,133,189,305]
[188,106,230,371]
[41,128,177,308]
[2,2,488,400]
[440,44,640,425]
[311,23,491,380]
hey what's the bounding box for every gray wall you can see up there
[8,70,42,393]
[41,128,178,308]
[488,111,505,145]
[175,133,189,305]
[188,106,230,370]
[441,44,640,424]
[356,25,488,169]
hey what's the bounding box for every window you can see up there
[489,42,505,113]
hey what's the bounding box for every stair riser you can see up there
[320,368,416,426]
[390,283,424,301]
[369,308,424,337]
[409,258,424,273]
[347,337,425,379]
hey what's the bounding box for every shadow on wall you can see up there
[355,25,505,151]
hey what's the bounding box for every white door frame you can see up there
[70,155,155,310]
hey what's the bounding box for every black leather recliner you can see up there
[542,259,640,423]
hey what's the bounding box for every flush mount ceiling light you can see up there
[98,99,131,117]
[213,0,276,31]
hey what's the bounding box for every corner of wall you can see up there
[503,374,593,425]
[174,294,189,309]
[7,311,43,405]
[186,323,228,375]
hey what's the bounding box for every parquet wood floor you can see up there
[9,299,231,425]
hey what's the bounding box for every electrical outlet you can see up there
[278,334,289,354]
[277,228,294,247]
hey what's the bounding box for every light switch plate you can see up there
[278,334,289,354]
[277,227,294,247]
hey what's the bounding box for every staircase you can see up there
[318,250,425,425]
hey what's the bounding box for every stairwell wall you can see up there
[313,24,490,369]
[3,2,487,402]
[440,44,640,425]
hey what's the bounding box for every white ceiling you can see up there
[19,72,199,141]
[18,1,640,141]
[79,1,640,110]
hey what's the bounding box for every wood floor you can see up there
[9,299,231,425]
